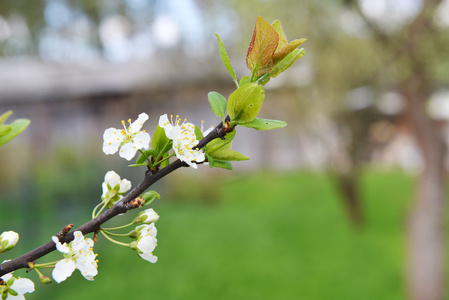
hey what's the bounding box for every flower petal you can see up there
[139,252,158,263]
[118,178,132,193]
[102,128,122,155]
[129,113,149,134]
[53,259,76,283]
[10,277,35,294]
[133,132,151,150]
[52,236,69,254]
[76,259,98,281]
[119,142,138,161]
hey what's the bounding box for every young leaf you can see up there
[204,130,236,155]
[239,76,251,86]
[208,92,227,121]
[0,125,12,137]
[246,16,279,77]
[212,160,233,170]
[142,191,161,206]
[267,48,305,80]
[227,83,265,124]
[136,149,155,164]
[0,118,30,147]
[0,111,13,125]
[206,154,215,168]
[215,34,238,87]
[210,147,249,161]
[160,152,170,168]
[195,125,204,140]
[151,125,172,158]
[239,117,287,130]
[270,19,306,65]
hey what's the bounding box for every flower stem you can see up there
[101,230,132,237]
[100,230,129,247]
[102,222,134,231]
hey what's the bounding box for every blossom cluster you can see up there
[102,112,205,167]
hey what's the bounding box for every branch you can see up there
[0,118,230,276]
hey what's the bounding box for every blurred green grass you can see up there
[8,170,414,299]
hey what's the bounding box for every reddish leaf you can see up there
[246,16,279,76]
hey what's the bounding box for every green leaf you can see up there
[239,76,251,86]
[206,154,215,168]
[195,125,204,140]
[212,160,233,170]
[227,83,265,124]
[208,92,227,121]
[215,33,238,86]
[151,125,172,158]
[0,111,13,125]
[0,125,12,137]
[0,118,31,147]
[160,152,170,168]
[136,149,154,164]
[239,117,287,130]
[142,191,161,206]
[211,147,249,161]
[204,130,236,155]
[268,48,305,79]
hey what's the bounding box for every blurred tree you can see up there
[231,0,448,298]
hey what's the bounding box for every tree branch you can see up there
[0,118,230,276]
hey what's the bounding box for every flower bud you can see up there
[39,274,52,284]
[0,231,19,253]
[133,209,159,224]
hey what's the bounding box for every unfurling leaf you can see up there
[227,83,265,124]
[271,19,306,65]
[239,117,287,130]
[208,91,227,121]
[246,16,279,78]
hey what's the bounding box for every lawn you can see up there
[8,170,413,299]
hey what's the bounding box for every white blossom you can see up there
[135,224,158,263]
[133,208,160,224]
[0,231,19,253]
[0,272,34,300]
[159,114,205,168]
[101,171,131,206]
[52,231,98,283]
[103,113,151,160]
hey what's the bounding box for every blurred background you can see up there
[0,0,448,299]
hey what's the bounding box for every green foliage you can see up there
[0,111,12,125]
[227,83,265,124]
[239,117,287,130]
[142,191,160,206]
[0,125,12,137]
[239,76,251,86]
[151,125,172,160]
[207,92,227,121]
[135,149,154,165]
[215,34,238,88]
[0,116,31,147]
